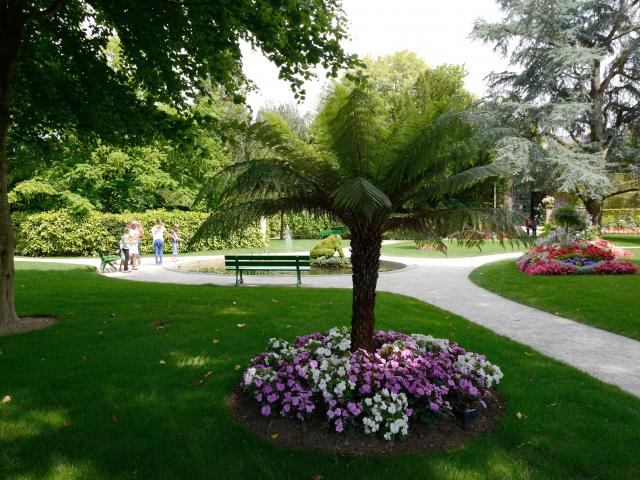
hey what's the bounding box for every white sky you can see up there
[241,0,509,115]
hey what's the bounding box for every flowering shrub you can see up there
[516,240,636,276]
[241,328,503,441]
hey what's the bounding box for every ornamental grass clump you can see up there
[241,327,503,441]
[516,240,636,276]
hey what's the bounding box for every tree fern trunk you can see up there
[584,197,603,226]
[349,229,382,352]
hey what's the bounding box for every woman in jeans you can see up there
[151,218,167,265]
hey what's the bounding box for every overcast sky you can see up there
[241,0,510,115]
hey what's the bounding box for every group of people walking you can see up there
[119,219,181,272]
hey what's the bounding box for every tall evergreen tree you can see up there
[473,0,640,223]
[0,0,358,332]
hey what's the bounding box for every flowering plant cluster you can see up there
[517,240,636,276]
[241,328,503,441]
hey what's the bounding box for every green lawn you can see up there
[604,234,640,247]
[1,263,639,479]
[380,240,524,258]
[470,259,640,341]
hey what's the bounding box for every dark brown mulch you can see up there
[0,317,57,337]
[229,386,506,456]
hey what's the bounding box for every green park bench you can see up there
[225,255,311,287]
[319,228,344,239]
[99,250,121,272]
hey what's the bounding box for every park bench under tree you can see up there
[225,255,310,286]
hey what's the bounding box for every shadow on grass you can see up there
[1,266,639,479]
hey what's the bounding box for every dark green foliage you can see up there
[11,210,264,257]
[1,265,639,478]
[553,207,585,230]
[309,235,344,259]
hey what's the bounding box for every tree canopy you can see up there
[195,65,523,351]
[473,0,640,222]
[0,0,359,330]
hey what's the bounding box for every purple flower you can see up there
[261,405,271,416]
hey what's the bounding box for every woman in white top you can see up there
[151,218,167,265]
[128,224,140,270]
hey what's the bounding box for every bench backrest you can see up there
[225,255,310,268]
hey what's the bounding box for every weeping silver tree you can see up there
[195,81,525,352]
[473,0,640,224]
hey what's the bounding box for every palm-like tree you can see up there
[196,83,524,352]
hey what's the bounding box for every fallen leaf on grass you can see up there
[272,299,278,303]
[193,379,204,387]
[62,420,70,428]
[159,360,166,365]
[236,323,246,328]
[112,415,118,423]
[524,352,532,356]
[270,433,279,440]
[232,301,237,305]
[203,371,213,379]
[234,365,242,371]
[2,395,11,404]
[516,411,524,419]
[311,475,324,480]
[212,339,220,344]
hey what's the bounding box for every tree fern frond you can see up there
[411,164,503,203]
[333,176,392,219]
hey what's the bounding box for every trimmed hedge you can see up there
[267,212,347,239]
[602,209,640,227]
[12,209,265,257]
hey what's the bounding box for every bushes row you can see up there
[267,212,347,239]
[601,209,640,227]
[12,209,265,257]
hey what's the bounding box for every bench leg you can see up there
[239,271,244,285]
[235,270,239,286]
[297,269,301,287]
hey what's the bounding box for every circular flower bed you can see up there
[240,327,503,441]
[516,240,637,276]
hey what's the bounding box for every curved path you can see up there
[17,252,640,398]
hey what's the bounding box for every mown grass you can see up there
[1,263,639,479]
[604,234,640,247]
[380,240,524,258]
[470,258,640,341]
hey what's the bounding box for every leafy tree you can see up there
[0,0,358,331]
[195,81,523,352]
[473,0,640,223]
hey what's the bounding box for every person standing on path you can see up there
[130,220,144,267]
[128,223,140,270]
[120,225,131,272]
[151,219,167,265]
[170,224,181,262]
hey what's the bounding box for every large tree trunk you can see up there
[349,228,382,353]
[0,2,23,329]
[584,197,603,226]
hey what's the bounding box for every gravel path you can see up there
[16,252,640,398]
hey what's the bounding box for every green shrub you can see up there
[310,235,345,259]
[267,212,347,239]
[601,209,640,227]
[12,209,265,257]
[310,256,351,270]
[554,207,585,229]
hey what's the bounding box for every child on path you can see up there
[151,218,167,265]
[170,224,181,262]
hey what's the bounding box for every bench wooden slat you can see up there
[225,261,310,267]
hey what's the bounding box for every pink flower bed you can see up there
[516,241,636,276]
[241,328,503,440]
